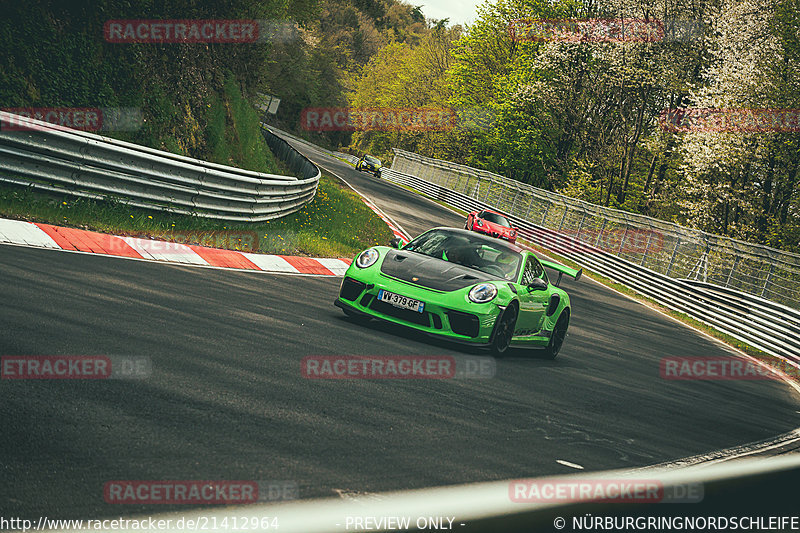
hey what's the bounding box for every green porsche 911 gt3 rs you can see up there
[335,227,581,357]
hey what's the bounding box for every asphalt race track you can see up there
[1,140,798,519]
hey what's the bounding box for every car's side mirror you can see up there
[527,278,548,292]
[390,237,405,249]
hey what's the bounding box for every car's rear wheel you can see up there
[541,311,569,359]
[491,303,518,357]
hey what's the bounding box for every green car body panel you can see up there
[335,227,579,353]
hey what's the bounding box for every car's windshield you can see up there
[480,211,511,227]
[364,155,381,165]
[403,229,522,280]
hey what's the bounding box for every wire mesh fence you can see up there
[391,148,800,310]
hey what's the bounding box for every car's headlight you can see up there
[355,248,380,268]
[476,219,483,227]
[469,283,497,303]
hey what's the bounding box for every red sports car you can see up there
[465,209,518,243]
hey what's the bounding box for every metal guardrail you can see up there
[0,112,320,222]
[256,123,361,165]
[334,152,359,165]
[391,149,800,310]
[381,168,800,363]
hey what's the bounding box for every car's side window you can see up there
[520,257,534,285]
[520,256,545,285]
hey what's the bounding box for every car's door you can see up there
[514,254,551,337]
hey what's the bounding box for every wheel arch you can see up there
[490,298,519,340]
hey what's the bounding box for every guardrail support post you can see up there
[725,255,740,287]
[540,201,551,226]
[666,238,681,277]
[594,219,607,247]
[761,263,775,298]
[576,210,587,241]
[640,226,653,265]
[557,205,569,231]
[617,226,629,255]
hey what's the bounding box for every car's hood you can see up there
[379,249,495,291]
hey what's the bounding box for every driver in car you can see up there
[444,245,482,270]
[496,250,518,279]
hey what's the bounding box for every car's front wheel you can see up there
[541,311,569,359]
[491,303,518,356]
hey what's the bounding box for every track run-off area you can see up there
[1,134,798,519]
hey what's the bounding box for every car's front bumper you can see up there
[335,273,503,345]
[357,163,380,173]
[471,225,515,242]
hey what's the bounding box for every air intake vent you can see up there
[447,310,480,337]
[340,277,366,301]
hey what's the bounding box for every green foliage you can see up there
[343,0,800,253]
[0,0,314,170]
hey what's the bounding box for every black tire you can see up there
[541,311,569,359]
[491,303,518,357]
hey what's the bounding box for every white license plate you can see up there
[378,289,425,313]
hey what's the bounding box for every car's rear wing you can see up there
[540,259,582,287]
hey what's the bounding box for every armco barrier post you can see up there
[761,263,775,298]
[666,238,681,277]
[640,223,654,266]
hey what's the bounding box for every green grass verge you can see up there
[0,173,392,259]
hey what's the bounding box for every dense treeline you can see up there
[0,0,429,166]
[343,0,800,252]
[264,0,432,148]
[2,0,796,251]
